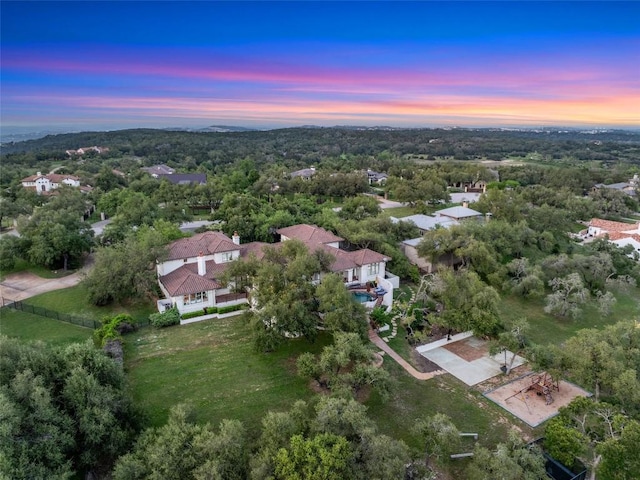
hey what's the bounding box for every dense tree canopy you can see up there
[0,337,141,479]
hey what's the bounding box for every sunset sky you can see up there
[1,1,639,131]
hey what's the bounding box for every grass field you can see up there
[0,308,93,346]
[499,289,639,345]
[0,257,78,281]
[366,361,517,452]
[124,314,333,428]
[25,284,155,324]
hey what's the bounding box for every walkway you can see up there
[369,328,445,381]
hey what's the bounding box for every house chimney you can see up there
[462,201,469,208]
[37,171,42,176]
[232,231,240,245]
[197,251,206,276]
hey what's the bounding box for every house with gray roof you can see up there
[289,167,317,180]
[390,214,458,234]
[157,173,207,185]
[434,205,483,221]
[142,164,176,177]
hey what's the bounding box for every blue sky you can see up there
[2,1,639,131]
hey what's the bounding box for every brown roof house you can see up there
[156,224,396,323]
[587,218,640,257]
[21,172,87,194]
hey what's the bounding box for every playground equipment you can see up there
[507,372,560,407]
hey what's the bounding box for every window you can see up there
[221,252,233,262]
[183,291,208,305]
[367,263,379,275]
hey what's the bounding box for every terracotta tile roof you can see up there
[277,224,343,245]
[240,241,272,260]
[590,218,639,233]
[21,173,79,183]
[159,266,221,296]
[604,231,640,242]
[347,248,390,266]
[167,231,239,260]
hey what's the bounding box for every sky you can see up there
[1,1,639,132]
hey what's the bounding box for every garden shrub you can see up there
[370,306,391,326]
[180,309,210,320]
[149,307,180,328]
[93,313,134,347]
[217,303,247,314]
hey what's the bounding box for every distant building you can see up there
[289,167,316,180]
[21,172,91,195]
[390,214,458,235]
[142,164,176,177]
[587,218,640,257]
[434,204,484,221]
[66,146,109,156]
[157,173,207,185]
[366,169,388,185]
[592,175,638,196]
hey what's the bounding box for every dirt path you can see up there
[0,256,93,302]
[369,328,445,380]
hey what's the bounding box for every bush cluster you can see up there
[93,313,135,347]
[149,307,180,328]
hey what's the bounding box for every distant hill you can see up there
[1,127,639,168]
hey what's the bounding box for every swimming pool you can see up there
[352,291,376,303]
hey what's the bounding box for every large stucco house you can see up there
[21,172,91,194]
[156,224,395,319]
[587,218,640,256]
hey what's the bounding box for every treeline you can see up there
[3,126,640,164]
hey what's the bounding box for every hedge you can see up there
[149,307,180,328]
[217,303,248,314]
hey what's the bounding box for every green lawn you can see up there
[499,289,639,345]
[382,206,416,218]
[366,361,518,476]
[0,308,93,346]
[124,315,333,428]
[0,257,78,281]
[26,284,155,324]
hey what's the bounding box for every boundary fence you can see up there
[2,297,100,329]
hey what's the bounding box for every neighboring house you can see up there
[66,146,109,156]
[21,172,89,195]
[587,218,640,238]
[587,218,640,256]
[448,180,488,193]
[157,173,207,185]
[365,169,388,185]
[390,214,458,235]
[434,204,484,221]
[156,224,395,319]
[142,164,176,177]
[290,167,316,180]
[392,214,460,273]
[400,238,460,274]
[592,175,638,196]
[605,232,640,255]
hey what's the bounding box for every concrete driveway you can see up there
[0,256,92,302]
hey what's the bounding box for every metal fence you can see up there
[2,297,100,329]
